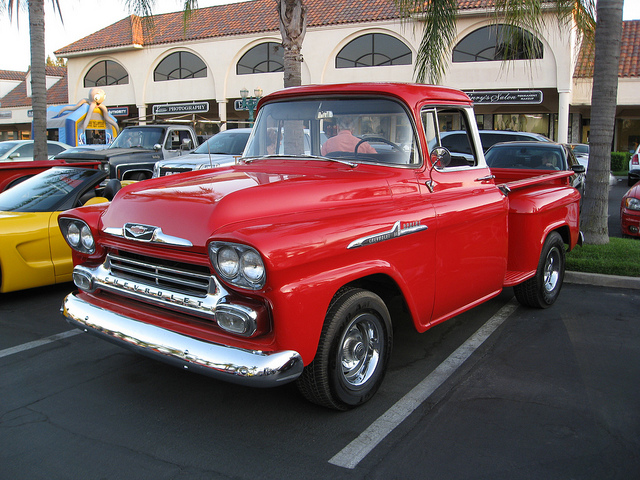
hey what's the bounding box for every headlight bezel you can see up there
[625,197,640,211]
[59,218,96,254]
[209,241,266,290]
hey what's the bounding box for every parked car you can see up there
[484,141,586,197]
[565,143,617,187]
[0,140,72,162]
[153,128,252,177]
[621,182,640,237]
[440,129,552,155]
[0,166,119,293]
[629,144,640,186]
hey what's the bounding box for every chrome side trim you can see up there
[348,220,428,249]
[61,293,304,387]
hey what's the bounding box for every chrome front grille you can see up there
[107,251,212,297]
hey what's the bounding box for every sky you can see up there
[1,0,640,73]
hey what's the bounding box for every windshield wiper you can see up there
[244,154,358,168]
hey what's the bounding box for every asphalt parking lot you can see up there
[2,275,639,480]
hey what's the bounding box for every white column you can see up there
[557,90,570,143]
[218,100,228,131]
[137,105,146,125]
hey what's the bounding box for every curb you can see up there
[565,271,640,290]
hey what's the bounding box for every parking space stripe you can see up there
[0,330,82,359]
[329,298,519,469]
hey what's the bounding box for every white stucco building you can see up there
[1,0,639,150]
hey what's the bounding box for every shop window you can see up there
[84,60,129,87]
[154,52,207,81]
[493,113,549,136]
[336,33,412,68]
[237,42,284,74]
[453,25,543,63]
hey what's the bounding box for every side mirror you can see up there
[571,164,586,174]
[181,138,192,150]
[8,152,20,160]
[430,146,452,168]
[153,144,162,151]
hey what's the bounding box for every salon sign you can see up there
[465,90,543,105]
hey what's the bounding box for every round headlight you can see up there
[80,225,94,251]
[67,223,80,246]
[241,250,265,283]
[217,246,240,278]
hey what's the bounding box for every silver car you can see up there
[0,140,72,162]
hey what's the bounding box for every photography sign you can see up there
[152,102,209,115]
[465,90,543,105]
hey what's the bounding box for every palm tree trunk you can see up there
[277,0,306,88]
[28,0,48,160]
[580,0,624,244]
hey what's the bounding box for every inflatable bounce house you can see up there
[47,88,119,146]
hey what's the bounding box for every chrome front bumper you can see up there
[61,292,303,387]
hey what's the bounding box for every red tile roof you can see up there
[58,0,490,55]
[0,69,68,108]
[574,20,640,78]
[0,70,26,81]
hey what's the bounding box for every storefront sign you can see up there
[108,107,129,117]
[465,90,543,105]
[0,111,12,119]
[152,102,209,115]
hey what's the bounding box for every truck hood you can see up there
[56,148,155,162]
[100,161,397,247]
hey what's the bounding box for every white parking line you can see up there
[329,298,519,469]
[0,330,82,359]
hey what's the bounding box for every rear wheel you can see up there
[297,288,392,410]
[514,232,565,308]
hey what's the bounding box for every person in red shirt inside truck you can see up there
[321,116,376,156]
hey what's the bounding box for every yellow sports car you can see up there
[0,166,118,293]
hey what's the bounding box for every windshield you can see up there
[243,97,420,166]
[0,167,101,212]
[111,128,164,149]
[0,142,19,156]
[194,130,250,155]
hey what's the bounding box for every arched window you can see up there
[84,60,129,87]
[336,33,412,68]
[453,25,543,62]
[236,42,284,75]
[154,52,207,81]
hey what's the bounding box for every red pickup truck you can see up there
[59,83,582,410]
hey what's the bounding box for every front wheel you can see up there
[514,231,565,308]
[297,288,392,410]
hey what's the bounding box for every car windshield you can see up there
[194,130,250,155]
[0,167,101,212]
[243,97,420,166]
[110,128,164,149]
[485,145,567,170]
[0,142,19,155]
[572,144,589,154]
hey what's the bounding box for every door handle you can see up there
[475,175,495,182]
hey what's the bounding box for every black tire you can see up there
[297,288,392,410]
[514,231,565,308]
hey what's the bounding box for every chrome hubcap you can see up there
[543,247,561,293]
[340,313,381,387]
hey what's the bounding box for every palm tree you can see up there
[394,0,623,244]
[3,0,62,161]
[277,0,306,88]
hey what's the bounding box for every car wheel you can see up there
[514,232,565,308]
[297,288,392,410]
